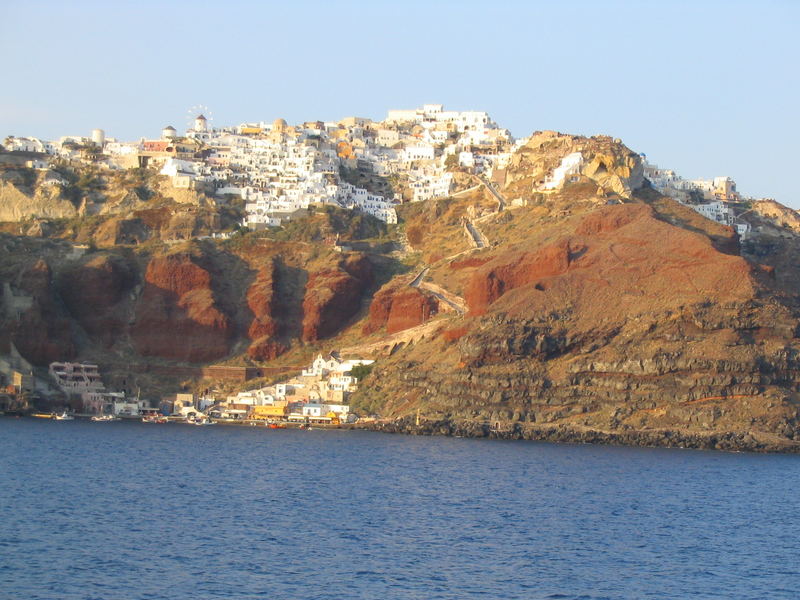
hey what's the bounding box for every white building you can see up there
[542,152,583,190]
[692,201,733,225]
[410,172,453,202]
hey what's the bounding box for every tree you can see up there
[348,363,374,382]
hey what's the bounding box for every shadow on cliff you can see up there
[274,259,307,344]
[129,246,238,364]
[637,186,741,256]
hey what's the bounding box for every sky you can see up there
[2,0,798,206]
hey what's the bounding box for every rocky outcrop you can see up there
[504,132,644,198]
[301,254,372,342]
[9,259,76,364]
[0,181,77,221]
[246,259,287,361]
[59,254,136,347]
[364,283,439,335]
[352,199,800,451]
[93,218,151,247]
[464,203,754,319]
[131,252,232,362]
[751,198,800,233]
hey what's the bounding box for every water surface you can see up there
[1,419,798,599]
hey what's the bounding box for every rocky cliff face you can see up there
[6,259,76,364]
[0,181,78,222]
[353,196,800,452]
[131,252,233,363]
[504,131,644,199]
[59,254,136,348]
[246,258,287,361]
[4,133,800,452]
[302,254,373,342]
[364,283,439,335]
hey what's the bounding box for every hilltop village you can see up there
[4,104,800,451]
[2,104,761,235]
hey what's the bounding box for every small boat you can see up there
[91,415,118,422]
[268,423,286,429]
[142,415,168,424]
[191,419,215,426]
[52,411,74,421]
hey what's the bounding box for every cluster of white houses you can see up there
[3,105,516,228]
[4,105,764,238]
[641,156,751,237]
[195,353,373,423]
[47,353,371,423]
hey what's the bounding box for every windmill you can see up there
[186,105,213,133]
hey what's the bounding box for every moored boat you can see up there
[142,415,168,424]
[91,415,119,422]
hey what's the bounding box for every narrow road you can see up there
[465,220,486,248]
[418,282,466,315]
[477,175,506,211]
[409,267,429,288]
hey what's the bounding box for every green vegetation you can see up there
[348,363,374,382]
[266,205,388,243]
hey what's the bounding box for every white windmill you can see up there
[186,105,213,136]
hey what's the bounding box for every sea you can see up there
[1,418,799,600]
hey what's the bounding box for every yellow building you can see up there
[12,371,34,394]
[250,403,288,420]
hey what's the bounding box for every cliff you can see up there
[353,195,800,452]
[3,133,800,452]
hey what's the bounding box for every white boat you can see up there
[91,415,118,422]
[52,411,74,421]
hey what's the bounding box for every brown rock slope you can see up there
[59,254,136,347]
[355,199,800,452]
[363,282,439,335]
[246,258,287,361]
[7,258,76,364]
[131,252,233,362]
[302,254,373,342]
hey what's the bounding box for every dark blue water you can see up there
[1,419,799,600]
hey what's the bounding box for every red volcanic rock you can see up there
[442,325,468,343]
[465,203,757,323]
[387,288,438,334]
[449,256,492,270]
[362,285,394,335]
[247,261,278,340]
[246,260,287,361]
[466,240,571,315]
[144,253,211,297]
[11,259,75,364]
[131,253,231,362]
[301,255,373,342]
[364,284,439,334]
[60,254,135,347]
[248,337,287,361]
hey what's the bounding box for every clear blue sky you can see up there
[2,0,798,206]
